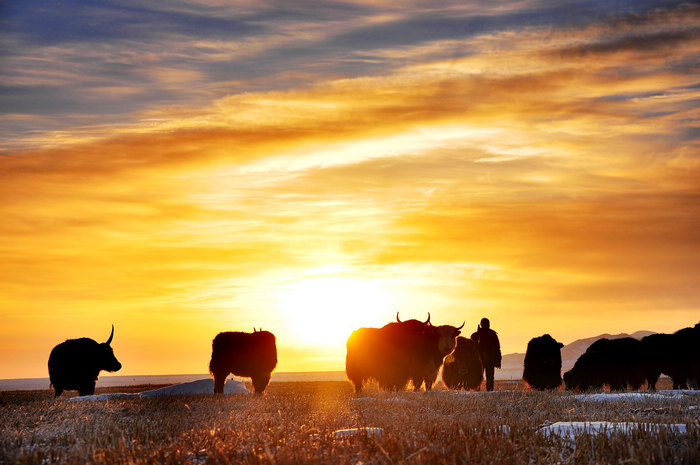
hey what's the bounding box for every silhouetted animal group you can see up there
[525,323,700,391]
[48,326,278,397]
[48,320,699,397]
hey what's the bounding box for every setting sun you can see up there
[277,275,394,346]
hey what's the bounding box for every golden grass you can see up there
[1,380,698,464]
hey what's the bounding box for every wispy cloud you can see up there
[1,1,698,377]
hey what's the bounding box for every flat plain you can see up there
[1,379,698,464]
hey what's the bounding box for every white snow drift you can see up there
[70,378,248,401]
[539,421,687,440]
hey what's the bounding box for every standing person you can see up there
[473,318,501,391]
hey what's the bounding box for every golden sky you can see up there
[1,1,699,379]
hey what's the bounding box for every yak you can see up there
[673,323,700,389]
[442,336,482,390]
[345,313,463,393]
[385,313,464,391]
[346,326,411,392]
[209,329,277,394]
[523,334,564,390]
[640,333,688,390]
[48,325,122,397]
[564,337,645,391]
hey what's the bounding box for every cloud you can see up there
[2,0,700,376]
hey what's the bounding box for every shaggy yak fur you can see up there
[564,337,645,391]
[642,323,700,390]
[345,314,463,393]
[442,336,483,390]
[523,334,564,390]
[209,330,277,394]
[48,325,122,397]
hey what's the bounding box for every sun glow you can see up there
[277,276,394,346]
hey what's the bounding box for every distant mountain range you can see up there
[496,330,656,380]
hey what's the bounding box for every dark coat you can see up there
[346,326,411,392]
[442,336,483,390]
[209,330,277,394]
[671,323,700,389]
[48,327,122,397]
[564,337,645,391]
[640,333,688,390]
[523,334,563,390]
[345,317,462,393]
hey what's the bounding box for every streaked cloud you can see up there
[0,1,698,378]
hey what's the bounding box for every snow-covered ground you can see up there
[575,390,700,402]
[539,421,688,440]
[70,378,248,401]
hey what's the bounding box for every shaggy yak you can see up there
[564,337,645,391]
[442,336,483,390]
[640,333,688,390]
[345,313,463,393]
[523,334,564,390]
[209,329,277,394]
[48,325,122,397]
[673,323,700,389]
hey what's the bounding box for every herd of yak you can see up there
[47,318,700,397]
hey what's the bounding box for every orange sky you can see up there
[1,1,699,379]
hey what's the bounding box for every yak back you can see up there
[209,331,277,379]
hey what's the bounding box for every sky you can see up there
[1,0,699,379]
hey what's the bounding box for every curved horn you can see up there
[424,312,431,325]
[396,312,402,323]
[456,321,465,330]
[106,324,114,345]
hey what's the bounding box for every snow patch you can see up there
[70,378,248,401]
[70,393,139,401]
[333,427,384,438]
[446,390,515,395]
[140,378,247,396]
[575,390,700,402]
[540,421,687,440]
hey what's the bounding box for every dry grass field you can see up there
[1,379,699,465]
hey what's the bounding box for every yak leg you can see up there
[411,376,423,392]
[213,372,227,394]
[78,382,96,396]
[251,373,271,394]
[423,369,439,392]
[53,387,63,398]
[646,371,660,391]
[352,377,363,394]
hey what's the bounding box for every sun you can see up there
[277,276,393,346]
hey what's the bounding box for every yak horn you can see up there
[424,312,431,325]
[396,312,402,323]
[106,324,114,345]
[456,321,465,330]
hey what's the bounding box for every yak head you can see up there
[428,318,464,356]
[98,325,122,372]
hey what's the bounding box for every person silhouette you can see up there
[472,318,501,391]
